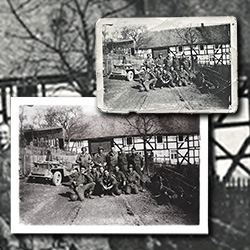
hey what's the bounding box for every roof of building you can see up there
[24,127,63,133]
[141,24,230,49]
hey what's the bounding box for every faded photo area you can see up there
[12,98,207,234]
[97,17,237,113]
[0,0,249,249]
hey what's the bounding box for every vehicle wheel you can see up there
[52,171,62,186]
[127,71,134,81]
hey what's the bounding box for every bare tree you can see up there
[175,26,198,69]
[119,24,151,52]
[5,0,138,96]
[41,106,90,149]
[125,115,162,175]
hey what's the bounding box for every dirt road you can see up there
[103,78,225,112]
[19,179,193,226]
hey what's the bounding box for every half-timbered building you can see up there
[69,132,200,165]
[143,23,231,66]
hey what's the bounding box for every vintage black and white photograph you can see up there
[11,97,207,234]
[96,17,237,113]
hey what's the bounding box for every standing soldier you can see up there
[127,147,144,178]
[154,53,164,68]
[69,166,95,201]
[76,147,92,169]
[106,146,118,174]
[112,166,127,195]
[125,164,141,194]
[178,65,190,86]
[92,146,107,169]
[172,55,180,71]
[163,54,172,71]
[118,147,128,174]
[143,53,155,69]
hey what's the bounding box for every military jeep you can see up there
[109,63,139,81]
[28,161,78,186]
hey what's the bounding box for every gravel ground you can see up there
[103,78,226,112]
[19,178,193,226]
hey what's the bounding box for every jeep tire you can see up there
[127,71,134,81]
[52,171,62,186]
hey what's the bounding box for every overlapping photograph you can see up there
[96,17,237,113]
[11,97,208,234]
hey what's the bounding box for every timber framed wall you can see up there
[69,133,200,165]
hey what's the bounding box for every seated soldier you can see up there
[139,67,157,91]
[158,68,171,88]
[112,166,126,195]
[89,165,101,195]
[125,164,141,195]
[69,166,95,201]
[99,169,117,198]
[169,66,179,87]
[178,65,190,86]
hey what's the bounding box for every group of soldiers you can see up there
[69,146,145,201]
[139,53,195,91]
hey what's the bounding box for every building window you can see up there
[179,135,184,141]
[200,45,204,50]
[157,135,163,143]
[127,137,133,145]
[178,46,183,52]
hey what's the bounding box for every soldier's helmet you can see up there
[128,164,134,170]
[98,146,104,151]
[70,193,78,201]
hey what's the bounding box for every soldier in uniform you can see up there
[169,66,180,87]
[178,64,190,86]
[112,166,127,195]
[163,54,172,71]
[0,123,19,249]
[106,146,118,174]
[127,147,144,178]
[92,146,107,169]
[118,147,128,174]
[75,147,92,169]
[143,53,155,69]
[172,55,180,71]
[69,166,95,201]
[99,169,117,197]
[125,164,141,194]
[158,68,171,88]
[154,53,164,68]
[89,165,102,195]
[139,67,157,91]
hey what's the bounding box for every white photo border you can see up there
[96,16,237,114]
[11,97,208,234]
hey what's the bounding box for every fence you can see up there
[211,176,250,231]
